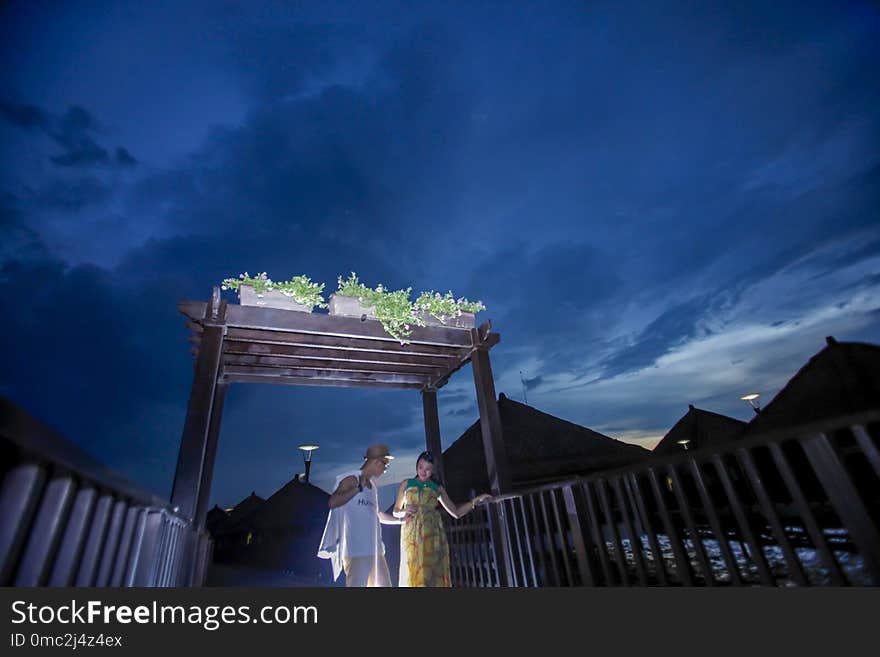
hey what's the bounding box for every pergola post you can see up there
[421,387,445,485]
[194,382,228,530]
[171,289,227,523]
[471,345,511,495]
[470,341,515,587]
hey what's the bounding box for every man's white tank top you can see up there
[336,470,384,558]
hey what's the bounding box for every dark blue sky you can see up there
[2,1,878,504]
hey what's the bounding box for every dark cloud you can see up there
[225,22,366,102]
[0,197,51,263]
[523,375,543,390]
[598,294,722,379]
[466,241,624,372]
[1,101,138,170]
[0,250,198,495]
[0,101,50,130]
[30,176,113,212]
[115,146,138,167]
[49,106,111,167]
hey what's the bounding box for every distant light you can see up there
[676,439,691,450]
[740,392,761,414]
[297,444,319,484]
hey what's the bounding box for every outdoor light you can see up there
[298,444,320,483]
[740,392,761,414]
[676,438,691,451]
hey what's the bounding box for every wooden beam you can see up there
[223,339,460,367]
[224,373,424,390]
[223,354,444,376]
[180,301,474,347]
[223,327,466,356]
[223,364,429,386]
[171,295,227,522]
[428,331,501,389]
[422,388,445,485]
[194,383,227,531]
[471,344,511,495]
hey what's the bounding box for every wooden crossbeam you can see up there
[428,330,501,390]
[222,327,466,356]
[179,301,474,347]
[223,354,445,376]
[222,372,425,390]
[222,339,461,367]
[223,364,429,386]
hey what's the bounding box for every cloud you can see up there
[115,146,138,167]
[0,101,50,130]
[515,231,880,438]
[523,375,542,390]
[1,101,138,170]
[28,176,114,212]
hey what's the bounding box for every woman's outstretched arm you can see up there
[437,487,492,519]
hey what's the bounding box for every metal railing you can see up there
[0,397,210,586]
[447,412,880,586]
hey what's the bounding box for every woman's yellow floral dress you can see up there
[399,478,451,587]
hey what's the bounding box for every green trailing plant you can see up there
[457,298,486,314]
[415,291,486,322]
[221,270,485,341]
[222,271,273,294]
[372,286,425,343]
[335,273,424,343]
[335,272,375,304]
[415,291,459,322]
[221,271,327,310]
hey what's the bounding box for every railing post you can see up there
[0,463,46,585]
[48,486,97,586]
[562,485,594,586]
[14,473,75,586]
[801,432,880,583]
[485,501,516,586]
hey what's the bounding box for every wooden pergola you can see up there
[170,288,511,534]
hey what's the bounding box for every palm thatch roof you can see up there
[744,336,880,436]
[249,477,329,531]
[442,393,650,499]
[653,405,747,454]
[211,491,265,537]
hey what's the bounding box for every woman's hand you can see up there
[473,493,492,506]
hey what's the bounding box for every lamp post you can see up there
[297,444,319,483]
[676,438,691,451]
[740,392,761,414]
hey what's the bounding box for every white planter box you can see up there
[328,293,377,319]
[417,311,476,329]
[239,285,310,312]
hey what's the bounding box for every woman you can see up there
[393,451,492,587]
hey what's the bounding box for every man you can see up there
[317,444,402,587]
